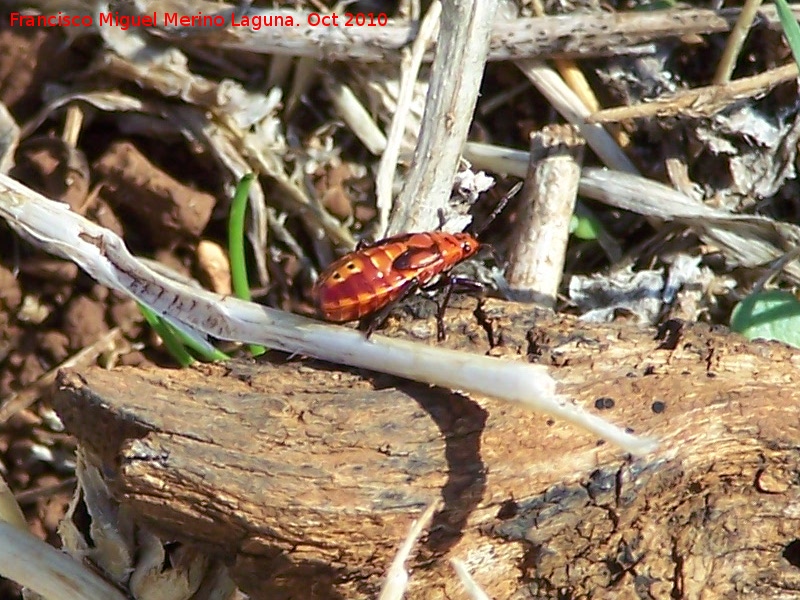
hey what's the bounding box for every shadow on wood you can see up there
[53,299,800,599]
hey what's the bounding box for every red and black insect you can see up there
[311,184,520,340]
[312,231,482,340]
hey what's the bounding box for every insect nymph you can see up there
[312,184,520,339]
[311,230,482,340]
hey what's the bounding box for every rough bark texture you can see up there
[53,298,800,599]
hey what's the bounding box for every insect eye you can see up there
[332,273,343,281]
[346,262,357,270]
[463,242,472,252]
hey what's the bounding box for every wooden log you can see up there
[53,298,800,599]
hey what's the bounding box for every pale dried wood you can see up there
[386,0,498,235]
[143,5,800,63]
[375,0,441,238]
[54,298,800,599]
[515,60,638,174]
[588,62,799,123]
[506,125,585,305]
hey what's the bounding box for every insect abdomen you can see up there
[313,241,411,322]
[312,231,481,323]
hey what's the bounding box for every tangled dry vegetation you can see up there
[2,0,800,598]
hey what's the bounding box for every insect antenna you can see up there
[469,181,523,269]
[471,181,523,239]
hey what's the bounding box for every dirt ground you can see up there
[1,2,800,598]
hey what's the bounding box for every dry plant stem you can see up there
[62,104,83,148]
[0,475,26,531]
[0,327,126,424]
[0,102,19,175]
[528,0,600,114]
[376,0,442,238]
[588,62,799,123]
[193,105,355,250]
[378,501,441,600]
[553,58,631,148]
[753,246,800,292]
[553,60,600,112]
[464,141,530,177]
[579,167,766,219]
[266,54,293,89]
[387,0,500,235]
[0,173,654,455]
[267,207,310,266]
[0,522,128,600]
[14,478,77,505]
[98,50,345,269]
[450,559,491,600]
[515,61,638,174]
[506,125,585,306]
[284,56,317,117]
[464,143,800,280]
[19,91,147,140]
[579,167,800,282]
[156,7,800,62]
[164,103,277,281]
[328,80,387,155]
[713,0,763,84]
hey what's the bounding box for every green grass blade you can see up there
[228,173,256,302]
[228,173,266,357]
[138,304,195,367]
[774,0,800,68]
[139,304,229,364]
[179,332,230,362]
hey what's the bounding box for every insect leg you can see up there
[424,276,486,342]
[435,279,455,342]
[358,277,421,339]
[445,276,486,293]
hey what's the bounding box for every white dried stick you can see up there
[0,173,655,455]
[379,501,440,600]
[387,0,500,234]
[463,141,800,285]
[0,475,26,531]
[135,5,800,63]
[0,522,128,600]
[506,125,585,305]
[450,558,491,600]
[375,0,442,237]
[514,61,637,174]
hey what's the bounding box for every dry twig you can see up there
[0,522,128,600]
[138,5,800,62]
[713,0,764,84]
[514,61,637,174]
[450,559,491,600]
[588,62,798,123]
[378,501,441,600]
[464,142,800,284]
[376,0,441,237]
[0,172,655,453]
[506,125,585,306]
[387,0,500,234]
